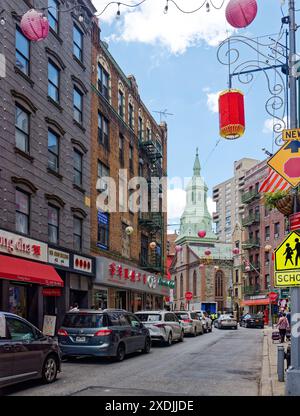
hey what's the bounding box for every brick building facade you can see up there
[0,0,96,329]
[90,21,169,312]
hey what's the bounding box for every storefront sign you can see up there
[73,255,93,274]
[96,257,170,296]
[48,248,70,268]
[0,229,48,262]
[42,315,56,337]
[42,288,62,297]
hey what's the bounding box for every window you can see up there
[265,226,270,240]
[146,127,151,141]
[118,90,124,118]
[180,274,183,298]
[193,271,197,296]
[48,205,59,244]
[16,27,30,75]
[73,87,83,124]
[16,190,30,235]
[48,61,60,103]
[119,134,124,166]
[274,222,280,237]
[265,252,270,264]
[129,145,134,172]
[98,113,109,149]
[122,223,130,258]
[138,116,143,141]
[48,130,59,172]
[48,0,59,33]
[6,318,35,342]
[73,25,83,62]
[235,269,239,283]
[97,210,109,250]
[74,217,82,251]
[234,288,239,298]
[97,64,109,100]
[141,235,148,266]
[97,161,110,178]
[128,103,134,129]
[15,105,29,153]
[265,274,270,290]
[74,149,83,186]
[215,271,224,297]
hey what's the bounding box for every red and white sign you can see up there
[269,292,278,302]
[185,291,193,301]
[290,212,300,231]
[73,255,92,274]
[42,288,62,297]
[0,229,48,262]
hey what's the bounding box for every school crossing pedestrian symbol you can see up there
[274,231,300,287]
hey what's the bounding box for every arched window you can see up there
[180,274,183,298]
[174,276,177,300]
[193,271,197,296]
[215,270,224,297]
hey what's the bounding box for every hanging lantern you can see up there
[149,242,157,250]
[198,230,206,238]
[175,245,183,253]
[245,265,251,272]
[225,0,258,29]
[233,248,240,255]
[204,250,211,256]
[214,265,219,270]
[219,89,245,140]
[20,9,49,41]
[199,264,205,269]
[125,226,134,236]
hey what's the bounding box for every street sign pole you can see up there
[286,0,300,396]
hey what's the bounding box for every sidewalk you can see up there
[260,327,286,396]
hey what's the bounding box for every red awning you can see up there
[0,254,64,287]
[240,299,270,306]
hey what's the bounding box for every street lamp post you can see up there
[265,244,273,327]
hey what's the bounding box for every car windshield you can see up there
[220,315,233,319]
[135,314,161,322]
[175,313,189,320]
[62,313,104,328]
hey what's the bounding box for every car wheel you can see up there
[166,332,172,346]
[179,331,184,342]
[142,337,151,354]
[116,343,126,362]
[42,355,58,384]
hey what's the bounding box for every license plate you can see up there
[76,336,86,342]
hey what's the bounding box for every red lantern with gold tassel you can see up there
[219,89,245,140]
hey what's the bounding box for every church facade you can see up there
[169,150,233,312]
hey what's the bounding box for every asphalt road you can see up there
[4,326,264,396]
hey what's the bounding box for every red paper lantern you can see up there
[204,250,211,256]
[175,245,183,253]
[219,89,245,140]
[198,230,206,238]
[20,9,49,41]
[226,0,258,29]
[233,248,240,255]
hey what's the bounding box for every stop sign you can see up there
[269,292,278,302]
[185,291,193,301]
[284,158,300,178]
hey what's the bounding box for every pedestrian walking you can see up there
[276,313,290,343]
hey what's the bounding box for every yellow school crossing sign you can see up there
[274,231,300,287]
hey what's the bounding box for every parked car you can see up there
[58,309,151,362]
[240,314,264,329]
[174,311,204,336]
[194,310,212,333]
[134,311,184,346]
[0,312,61,389]
[214,314,238,330]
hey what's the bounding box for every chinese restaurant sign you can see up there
[0,229,48,262]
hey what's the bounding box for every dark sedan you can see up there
[58,309,151,361]
[0,312,61,389]
[240,314,264,329]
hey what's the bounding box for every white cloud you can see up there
[93,0,232,54]
[207,197,216,216]
[168,188,186,222]
[206,91,221,114]
[263,117,287,134]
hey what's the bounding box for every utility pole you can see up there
[286,0,300,396]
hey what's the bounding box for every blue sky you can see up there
[92,0,293,227]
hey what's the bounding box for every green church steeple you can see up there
[193,147,201,176]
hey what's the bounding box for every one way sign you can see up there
[268,140,300,188]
